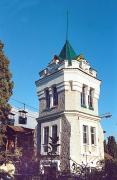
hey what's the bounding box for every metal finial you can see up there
[66,10,69,41]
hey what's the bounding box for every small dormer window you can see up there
[45,89,50,109]
[19,110,27,124]
[53,86,58,106]
[81,85,87,108]
[88,88,94,110]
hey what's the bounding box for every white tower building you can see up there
[35,40,104,172]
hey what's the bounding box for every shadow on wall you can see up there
[60,115,71,173]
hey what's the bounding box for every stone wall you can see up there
[39,91,65,117]
[60,115,71,172]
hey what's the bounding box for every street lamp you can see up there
[99,112,112,135]
[100,113,112,119]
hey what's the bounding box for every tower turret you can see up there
[36,40,104,172]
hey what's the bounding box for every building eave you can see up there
[35,67,101,87]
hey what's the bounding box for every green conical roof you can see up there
[59,40,77,64]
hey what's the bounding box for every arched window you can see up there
[53,86,58,106]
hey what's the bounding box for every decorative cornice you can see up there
[37,110,100,124]
[35,66,101,87]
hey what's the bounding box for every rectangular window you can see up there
[18,110,27,124]
[91,127,96,145]
[83,125,88,144]
[18,116,27,124]
[43,126,49,152]
[8,113,15,125]
[81,85,86,107]
[45,89,50,109]
[52,125,58,152]
[88,88,94,109]
[69,81,73,91]
[53,86,58,106]
[52,125,57,140]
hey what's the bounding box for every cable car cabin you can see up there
[18,110,27,125]
[8,112,15,126]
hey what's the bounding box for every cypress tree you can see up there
[107,136,117,159]
[0,41,13,162]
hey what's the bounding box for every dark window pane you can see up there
[91,134,95,144]
[52,125,58,152]
[91,127,96,145]
[45,89,50,108]
[83,125,88,144]
[19,116,27,124]
[89,88,93,108]
[44,127,49,152]
[81,86,86,106]
[52,125,57,140]
[8,118,15,125]
[53,86,58,106]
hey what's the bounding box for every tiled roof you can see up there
[7,125,26,132]
[59,40,77,64]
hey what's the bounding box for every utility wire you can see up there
[10,98,38,111]
[11,109,38,119]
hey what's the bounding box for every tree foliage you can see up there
[104,136,117,159]
[0,41,13,162]
[0,41,13,122]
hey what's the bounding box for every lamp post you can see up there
[100,113,112,119]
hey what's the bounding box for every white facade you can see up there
[36,42,104,172]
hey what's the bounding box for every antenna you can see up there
[23,103,25,110]
[66,9,69,41]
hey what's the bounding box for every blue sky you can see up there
[0,0,117,138]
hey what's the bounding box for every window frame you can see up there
[52,125,57,140]
[91,127,96,145]
[83,125,88,144]
[88,88,94,110]
[43,126,49,152]
[81,85,87,107]
[52,86,58,106]
[52,125,58,152]
[45,88,50,109]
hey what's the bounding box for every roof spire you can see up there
[58,11,77,64]
[66,10,69,41]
